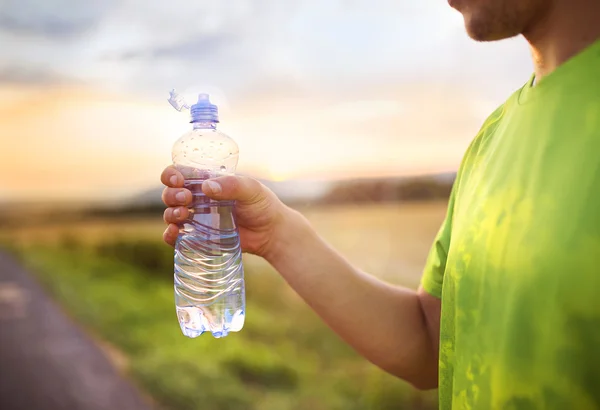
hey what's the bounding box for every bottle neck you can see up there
[192,121,217,130]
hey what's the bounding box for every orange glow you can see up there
[0,83,483,203]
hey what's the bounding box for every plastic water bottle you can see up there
[167,90,245,339]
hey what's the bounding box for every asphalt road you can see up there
[0,251,152,410]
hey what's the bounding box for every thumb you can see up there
[201,175,265,203]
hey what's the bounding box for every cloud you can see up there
[0,0,532,111]
[101,33,238,62]
[0,0,116,37]
[0,64,75,84]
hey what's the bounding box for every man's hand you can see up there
[160,166,291,257]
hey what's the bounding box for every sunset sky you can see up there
[0,0,533,203]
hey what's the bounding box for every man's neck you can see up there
[523,0,600,80]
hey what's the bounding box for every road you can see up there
[0,251,152,410]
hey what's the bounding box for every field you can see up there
[1,202,447,410]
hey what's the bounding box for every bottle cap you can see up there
[190,93,219,123]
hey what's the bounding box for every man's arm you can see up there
[266,208,441,390]
[161,170,442,389]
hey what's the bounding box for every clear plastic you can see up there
[170,93,245,339]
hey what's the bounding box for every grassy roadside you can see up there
[9,239,437,410]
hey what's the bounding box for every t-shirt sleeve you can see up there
[420,103,506,299]
[420,183,457,299]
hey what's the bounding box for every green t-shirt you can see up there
[421,39,600,410]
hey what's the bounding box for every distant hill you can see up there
[113,172,456,214]
[319,172,456,205]
[128,172,456,208]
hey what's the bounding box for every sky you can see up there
[0,0,533,203]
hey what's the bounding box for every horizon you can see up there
[0,169,458,209]
[0,1,533,204]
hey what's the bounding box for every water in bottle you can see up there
[167,90,245,339]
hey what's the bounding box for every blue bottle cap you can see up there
[190,93,219,123]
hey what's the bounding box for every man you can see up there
[161,0,600,408]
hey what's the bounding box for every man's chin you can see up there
[466,26,522,42]
[463,15,522,42]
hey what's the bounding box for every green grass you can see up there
[11,237,438,410]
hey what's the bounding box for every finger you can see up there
[163,206,190,224]
[163,224,179,247]
[160,166,184,188]
[201,175,264,203]
[162,187,192,207]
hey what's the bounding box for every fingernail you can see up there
[170,175,178,186]
[173,208,181,218]
[175,191,186,202]
[206,180,222,195]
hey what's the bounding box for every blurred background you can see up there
[0,1,532,409]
